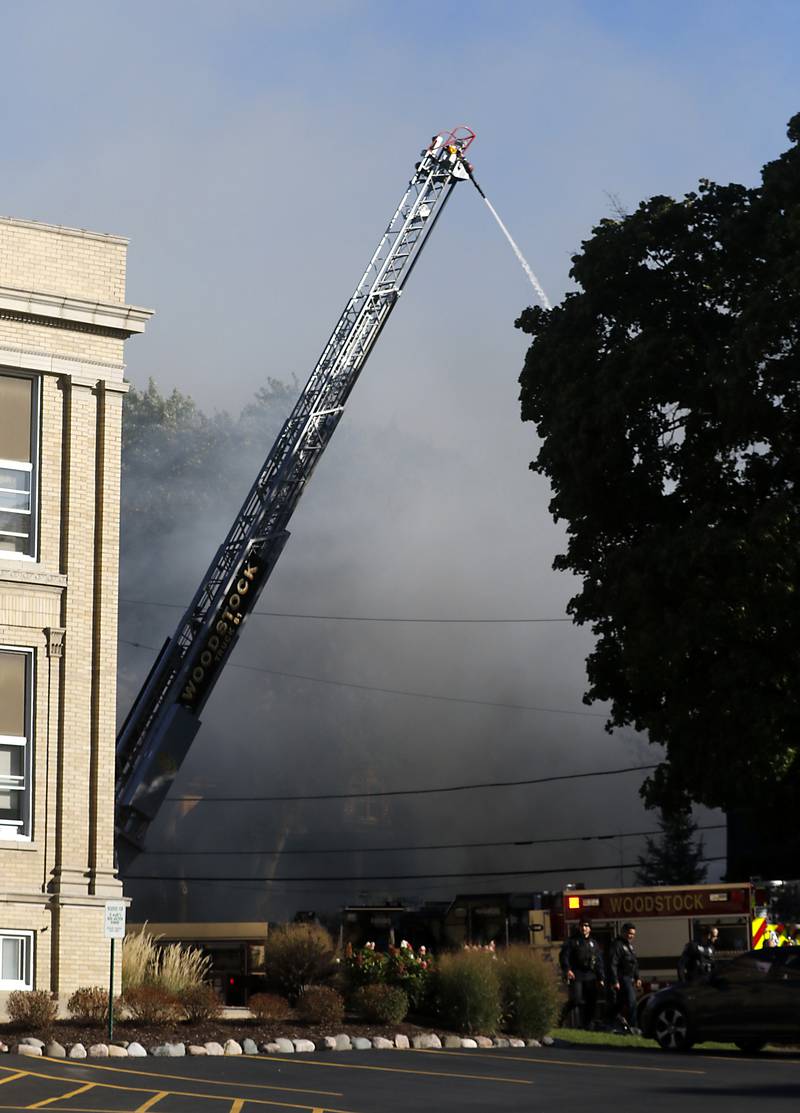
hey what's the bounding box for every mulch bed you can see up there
[1,1015,445,1050]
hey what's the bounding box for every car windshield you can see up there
[715,949,781,980]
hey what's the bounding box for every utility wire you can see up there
[125,855,728,884]
[119,599,571,624]
[165,764,658,804]
[142,823,727,856]
[119,637,606,719]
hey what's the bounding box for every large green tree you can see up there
[516,114,800,817]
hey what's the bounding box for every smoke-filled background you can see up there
[4,0,798,921]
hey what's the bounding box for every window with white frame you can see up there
[0,372,39,559]
[0,930,33,989]
[0,648,33,838]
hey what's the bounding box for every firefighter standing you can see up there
[609,922,642,1032]
[678,925,718,982]
[559,918,605,1028]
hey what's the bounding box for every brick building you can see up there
[0,216,152,1010]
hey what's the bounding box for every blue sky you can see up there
[2,1,797,914]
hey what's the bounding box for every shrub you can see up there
[6,990,58,1030]
[353,983,409,1024]
[296,986,345,1027]
[121,928,211,996]
[499,945,560,1039]
[180,984,224,1023]
[386,941,433,1009]
[121,985,182,1025]
[343,942,388,991]
[263,924,336,1003]
[433,950,502,1035]
[157,942,211,995]
[67,986,111,1024]
[248,992,290,1022]
[121,929,159,991]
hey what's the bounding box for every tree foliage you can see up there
[635,808,707,886]
[517,114,800,816]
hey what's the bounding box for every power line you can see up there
[119,637,605,719]
[120,599,572,624]
[124,855,728,884]
[141,823,727,856]
[165,764,658,804]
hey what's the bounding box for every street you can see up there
[1,1043,799,1112]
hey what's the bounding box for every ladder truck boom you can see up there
[115,127,476,859]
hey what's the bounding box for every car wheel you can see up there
[653,1004,694,1052]
[734,1039,766,1054]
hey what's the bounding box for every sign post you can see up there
[104,902,126,1042]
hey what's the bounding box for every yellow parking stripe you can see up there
[0,1073,26,1086]
[247,1054,531,1086]
[29,1082,95,1107]
[35,1056,340,1097]
[134,1092,168,1112]
[411,1047,705,1076]
[229,1101,245,1113]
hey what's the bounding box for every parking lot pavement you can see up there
[0,1044,799,1113]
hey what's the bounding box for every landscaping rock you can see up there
[444,1035,461,1049]
[461,1038,478,1049]
[242,1039,258,1055]
[412,1033,441,1050]
[293,1039,315,1053]
[541,1035,554,1046]
[476,1036,493,1048]
[526,1039,541,1048]
[88,1044,109,1057]
[333,1034,352,1051]
[0,1042,8,1053]
[20,1038,44,1048]
[274,1038,294,1054]
[509,1038,526,1048]
[394,1034,410,1050]
[68,1044,87,1059]
[204,1043,224,1056]
[45,1042,66,1058]
[151,1042,185,1057]
[263,1043,282,1054]
[16,1045,42,1057]
[223,1040,242,1056]
[493,1037,510,1048]
[127,1043,147,1057]
[322,1037,338,1051]
[372,1037,394,1050]
[108,1045,129,1058]
[188,1046,207,1056]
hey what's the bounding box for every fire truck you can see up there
[530,882,757,988]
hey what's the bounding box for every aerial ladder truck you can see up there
[115,127,478,865]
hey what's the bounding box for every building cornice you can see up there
[0,343,125,380]
[0,285,153,336]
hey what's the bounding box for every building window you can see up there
[0,931,33,990]
[0,372,38,559]
[0,649,33,839]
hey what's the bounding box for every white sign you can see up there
[104,902,126,940]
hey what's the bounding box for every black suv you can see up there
[641,948,800,1052]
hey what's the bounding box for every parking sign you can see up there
[104,902,126,940]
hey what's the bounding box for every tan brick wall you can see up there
[0,216,152,1008]
[0,218,127,303]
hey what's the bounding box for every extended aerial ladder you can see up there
[115,127,477,862]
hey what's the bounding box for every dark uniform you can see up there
[678,937,715,983]
[559,931,605,1028]
[609,933,640,1025]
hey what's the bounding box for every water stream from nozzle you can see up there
[480,194,552,311]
